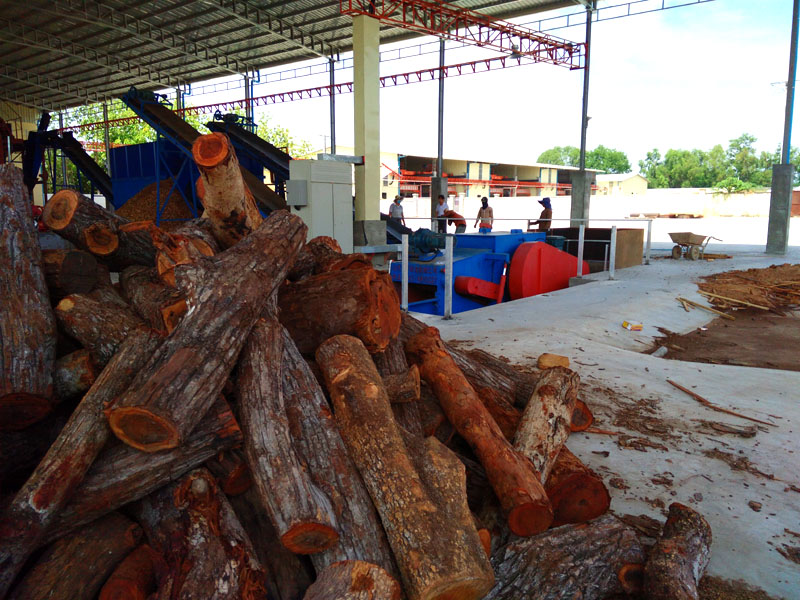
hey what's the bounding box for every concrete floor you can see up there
[416,248,800,599]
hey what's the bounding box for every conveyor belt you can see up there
[205,120,291,182]
[54,132,114,201]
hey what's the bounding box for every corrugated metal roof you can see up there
[0,0,581,112]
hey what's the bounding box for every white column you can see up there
[353,15,380,222]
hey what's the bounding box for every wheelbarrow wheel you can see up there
[671,245,682,259]
[688,245,701,260]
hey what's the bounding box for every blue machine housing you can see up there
[390,230,546,315]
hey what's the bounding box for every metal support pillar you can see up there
[401,234,409,311]
[576,223,585,278]
[329,57,337,154]
[572,1,595,225]
[244,73,253,123]
[102,102,112,178]
[645,219,652,265]
[176,87,183,116]
[436,38,445,177]
[767,0,799,254]
[443,234,453,319]
[58,112,67,188]
[608,225,617,280]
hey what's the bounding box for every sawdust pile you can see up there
[698,263,800,311]
[116,178,198,230]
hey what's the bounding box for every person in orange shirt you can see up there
[443,209,466,233]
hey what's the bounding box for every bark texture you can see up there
[206,449,251,496]
[485,513,646,600]
[643,502,712,600]
[317,335,494,600]
[120,265,187,334]
[374,337,423,437]
[279,267,401,354]
[544,447,611,526]
[107,211,306,452]
[41,249,98,300]
[8,512,141,600]
[0,165,57,430]
[304,561,402,600]
[98,544,160,600]
[53,349,99,402]
[514,366,579,482]
[406,326,553,536]
[42,189,128,255]
[383,365,420,404]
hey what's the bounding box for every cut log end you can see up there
[425,578,495,600]
[108,407,181,452]
[85,222,120,256]
[507,500,554,537]
[161,299,188,334]
[547,471,611,526]
[192,132,229,168]
[570,399,594,432]
[618,562,645,595]
[280,522,340,555]
[41,189,80,230]
[0,392,52,430]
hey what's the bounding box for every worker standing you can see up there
[474,197,493,233]
[389,194,405,226]
[435,194,448,234]
[532,197,552,232]
[443,209,466,233]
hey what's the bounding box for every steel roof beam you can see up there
[0,63,102,105]
[29,0,255,77]
[0,89,56,112]
[200,0,338,59]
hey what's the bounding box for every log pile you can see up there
[0,141,714,600]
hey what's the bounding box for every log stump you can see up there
[304,561,402,600]
[544,447,611,526]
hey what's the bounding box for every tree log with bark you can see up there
[120,265,187,334]
[514,366,579,482]
[317,335,494,600]
[374,336,424,437]
[304,561,402,600]
[206,449,251,496]
[644,502,712,600]
[382,365,420,404]
[192,133,263,248]
[53,349,99,402]
[41,249,98,300]
[150,220,217,288]
[42,189,127,254]
[485,513,646,600]
[279,267,401,355]
[0,165,57,431]
[571,398,594,432]
[237,316,339,555]
[107,210,306,452]
[8,512,142,600]
[288,236,371,282]
[544,447,610,526]
[98,543,161,600]
[405,326,553,536]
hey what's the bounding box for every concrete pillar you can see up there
[431,176,448,231]
[570,170,594,226]
[353,15,380,224]
[766,163,794,254]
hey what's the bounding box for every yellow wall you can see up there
[597,175,648,196]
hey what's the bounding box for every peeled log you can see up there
[383,365,420,403]
[237,316,339,555]
[0,165,57,430]
[0,329,162,597]
[120,265,187,334]
[644,502,712,600]
[8,512,142,600]
[281,328,397,575]
[514,366,579,482]
[485,513,646,600]
[406,326,553,536]
[99,544,160,600]
[192,132,263,248]
[317,335,494,600]
[47,396,241,543]
[544,447,610,526]
[54,349,99,401]
[107,211,306,452]
[279,267,401,355]
[55,293,148,367]
[304,561,402,600]
[41,249,98,300]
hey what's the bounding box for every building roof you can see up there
[595,172,647,182]
[0,0,583,112]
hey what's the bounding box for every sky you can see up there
[183,0,797,171]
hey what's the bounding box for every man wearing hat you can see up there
[389,194,405,226]
[532,197,552,232]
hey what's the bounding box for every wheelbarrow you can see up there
[668,232,721,260]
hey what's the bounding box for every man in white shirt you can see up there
[435,194,448,234]
[389,195,405,226]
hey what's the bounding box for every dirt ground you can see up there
[655,309,800,372]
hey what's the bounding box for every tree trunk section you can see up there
[486,513,646,600]
[41,249,98,300]
[0,329,162,597]
[150,220,217,288]
[120,265,187,334]
[304,561,402,600]
[514,366,579,483]
[571,398,594,432]
[229,487,315,600]
[107,210,306,452]
[544,446,611,526]
[55,293,148,367]
[47,396,241,543]
[316,335,495,600]
[192,133,263,248]
[280,328,397,576]
[206,449,251,496]
[8,512,142,600]
[42,189,127,256]
[53,349,99,402]
[643,502,712,600]
[383,365,420,404]
[374,337,423,437]
[237,316,339,555]
[98,544,160,600]
[288,236,370,282]
[0,165,57,431]
[405,326,553,537]
[279,267,401,355]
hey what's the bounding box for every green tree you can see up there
[714,177,754,194]
[537,146,579,166]
[585,145,631,174]
[638,149,669,188]
[256,113,313,158]
[727,133,760,182]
